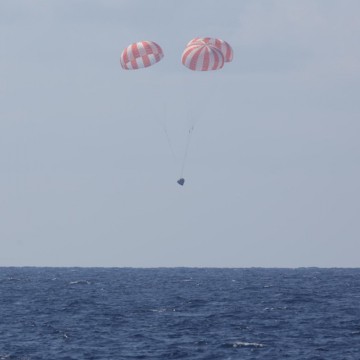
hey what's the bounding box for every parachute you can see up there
[120,41,164,70]
[186,37,233,63]
[181,42,224,71]
[119,38,233,186]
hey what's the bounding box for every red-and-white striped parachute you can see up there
[181,42,224,71]
[186,37,233,63]
[120,41,164,70]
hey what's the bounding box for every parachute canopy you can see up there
[181,42,224,71]
[186,37,233,63]
[120,41,164,70]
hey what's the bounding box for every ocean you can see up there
[0,268,359,359]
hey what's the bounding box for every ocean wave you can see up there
[232,341,265,348]
[69,280,91,285]
[2,267,360,359]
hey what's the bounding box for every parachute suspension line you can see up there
[161,122,177,163]
[159,102,177,163]
[180,125,195,178]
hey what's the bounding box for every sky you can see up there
[1,0,359,267]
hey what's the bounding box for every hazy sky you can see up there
[1,0,359,267]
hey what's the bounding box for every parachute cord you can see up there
[180,125,194,178]
[161,122,177,163]
[159,102,177,163]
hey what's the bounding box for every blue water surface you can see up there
[0,268,360,359]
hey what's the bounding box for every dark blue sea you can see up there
[1,268,360,359]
